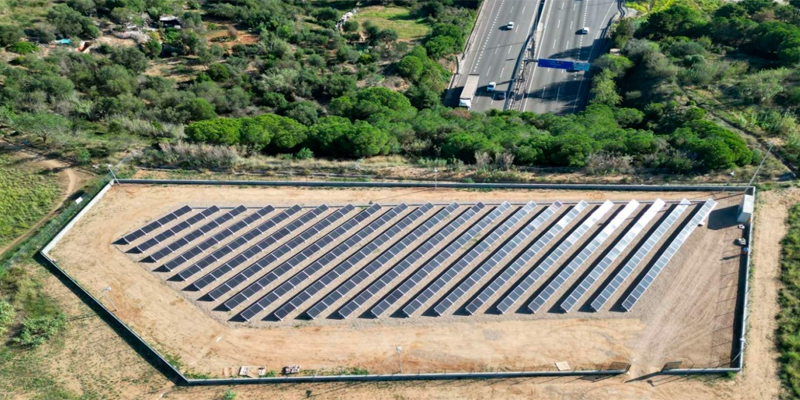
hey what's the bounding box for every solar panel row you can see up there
[301,204,436,320]
[527,200,639,313]
[118,205,192,245]
[396,202,533,318]
[193,205,339,294]
[431,202,559,317]
[130,206,220,254]
[334,203,461,319]
[369,202,507,318]
[159,205,279,271]
[589,199,690,311]
[171,205,306,281]
[463,201,573,314]
[495,200,613,314]
[620,199,716,311]
[144,206,248,263]
[216,204,382,311]
[560,199,665,312]
[253,204,408,320]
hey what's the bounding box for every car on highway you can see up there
[506,22,515,30]
[495,91,507,100]
[578,27,590,35]
[487,82,497,92]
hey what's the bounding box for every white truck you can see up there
[459,74,480,109]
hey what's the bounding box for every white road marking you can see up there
[501,67,505,76]
[557,20,561,28]
[556,86,561,102]
[570,21,573,29]
[541,86,547,98]
[553,39,556,49]
[566,40,570,50]
[487,66,492,76]
[508,46,512,54]
[495,47,499,54]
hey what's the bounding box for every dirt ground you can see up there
[30,185,796,399]
[48,184,746,383]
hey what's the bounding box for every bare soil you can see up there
[49,185,746,381]
[29,185,797,400]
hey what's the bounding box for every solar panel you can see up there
[130,206,220,254]
[301,204,436,320]
[306,203,459,318]
[157,205,277,270]
[463,200,578,314]
[560,199,664,312]
[168,205,305,279]
[144,206,247,263]
[215,204,382,312]
[495,200,613,314]
[390,202,524,317]
[337,202,486,319]
[527,200,639,313]
[590,199,690,311]
[190,204,340,293]
[620,199,716,311]
[429,202,561,317]
[360,202,508,319]
[232,205,405,321]
[117,205,192,245]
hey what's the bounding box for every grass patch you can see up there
[353,6,430,41]
[0,153,61,250]
[779,203,800,398]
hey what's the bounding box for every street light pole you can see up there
[396,346,403,373]
[101,286,118,312]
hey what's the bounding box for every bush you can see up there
[8,41,37,54]
[13,314,66,347]
[0,300,14,337]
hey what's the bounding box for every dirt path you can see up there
[0,141,94,256]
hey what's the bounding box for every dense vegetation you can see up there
[780,203,800,398]
[0,0,769,176]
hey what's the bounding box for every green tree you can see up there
[186,118,241,145]
[15,112,69,144]
[47,4,101,38]
[111,46,150,74]
[239,117,272,152]
[179,98,218,122]
[397,55,425,81]
[637,5,707,40]
[0,24,23,47]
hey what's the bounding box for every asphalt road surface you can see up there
[520,0,621,114]
[458,0,540,113]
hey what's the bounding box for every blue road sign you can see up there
[537,59,574,70]
[572,62,590,71]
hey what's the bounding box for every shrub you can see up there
[8,41,37,54]
[13,314,66,347]
[0,300,14,337]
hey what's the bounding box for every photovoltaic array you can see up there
[115,198,717,323]
[620,199,716,311]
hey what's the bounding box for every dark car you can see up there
[495,91,507,100]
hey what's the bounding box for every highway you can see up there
[519,0,621,114]
[453,0,621,114]
[457,0,540,112]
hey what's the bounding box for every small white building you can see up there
[737,194,754,223]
